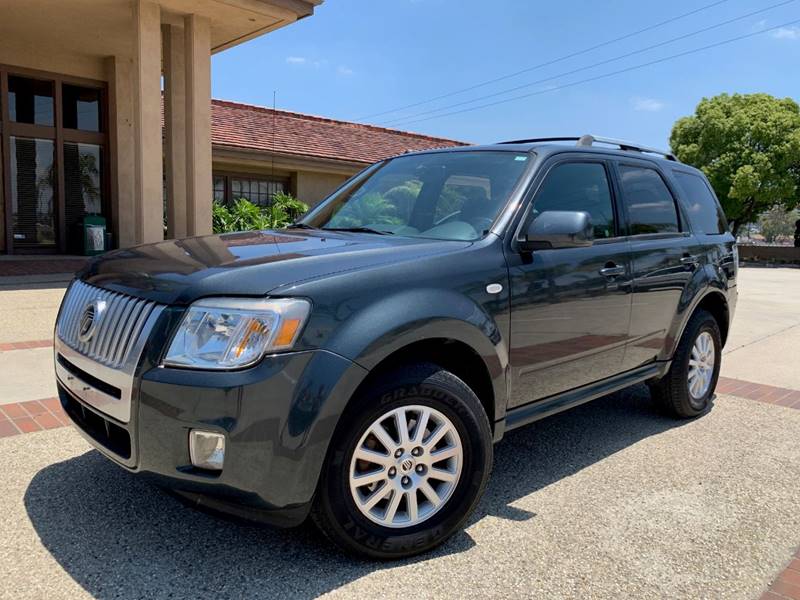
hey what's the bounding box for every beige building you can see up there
[0,0,463,256]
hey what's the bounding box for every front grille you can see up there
[57,280,160,369]
[60,387,132,459]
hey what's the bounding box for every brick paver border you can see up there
[762,548,800,599]
[0,398,68,437]
[0,339,53,352]
[717,376,800,410]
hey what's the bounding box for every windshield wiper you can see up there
[288,222,317,230]
[323,227,393,235]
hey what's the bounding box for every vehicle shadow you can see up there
[24,384,696,599]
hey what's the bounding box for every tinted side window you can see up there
[533,162,616,239]
[619,166,680,235]
[672,171,727,234]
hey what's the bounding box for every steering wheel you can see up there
[433,210,462,226]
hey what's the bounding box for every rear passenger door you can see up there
[614,159,700,370]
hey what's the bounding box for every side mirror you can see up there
[519,210,594,251]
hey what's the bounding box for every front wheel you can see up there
[311,363,493,559]
[649,309,722,418]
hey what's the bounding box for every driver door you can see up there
[506,158,633,408]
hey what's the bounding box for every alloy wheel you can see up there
[688,330,715,401]
[348,405,463,528]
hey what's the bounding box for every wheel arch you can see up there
[349,337,498,430]
[669,289,730,359]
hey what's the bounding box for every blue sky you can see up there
[211,0,800,149]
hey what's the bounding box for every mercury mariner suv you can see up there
[54,135,737,559]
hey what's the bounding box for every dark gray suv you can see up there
[54,135,737,559]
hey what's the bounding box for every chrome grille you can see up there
[57,280,161,369]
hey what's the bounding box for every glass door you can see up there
[1,69,107,254]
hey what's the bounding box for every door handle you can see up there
[599,265,625,278]
[680,254,699,268]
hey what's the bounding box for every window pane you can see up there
[672,171,727,234]
[533,163,616,239]
[213,176,225,202]
[64,143,104,253]
[10,137,56,247]
[316,151,528,240]
[8,76,54,126]
[62,84,101,131]
[228,177,288,206]
[433,175,493,232]
[619,166,679,235]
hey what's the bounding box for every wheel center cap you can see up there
[400,458,414,473]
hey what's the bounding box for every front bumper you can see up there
[57,348,367,527]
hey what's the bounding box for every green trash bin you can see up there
[83,214,107,256]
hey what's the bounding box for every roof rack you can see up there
[497,134,678,162]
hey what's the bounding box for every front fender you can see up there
[323,288,509,420]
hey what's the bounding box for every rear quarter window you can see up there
[672,171,728,234]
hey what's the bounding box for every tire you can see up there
[311,362,493,559]
[649,309,722,419]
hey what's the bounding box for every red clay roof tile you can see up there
[210,99,468,165]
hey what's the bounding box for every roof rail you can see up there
[498,134,678,162]
[576,134,678,161]
[499,136,582,145]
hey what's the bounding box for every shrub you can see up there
[212,193,309,234]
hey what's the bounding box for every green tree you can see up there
[670,93,800,234]
[758,204,799,244]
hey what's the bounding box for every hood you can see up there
[80,229,470,305]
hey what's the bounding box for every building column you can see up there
[184,14,212,237]
[106,56,137,248]
[163,24,187,239]
[133,0,164,244]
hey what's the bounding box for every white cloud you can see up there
[772,26,800,40]
[286,56,327,68]
[631,97,665,112]
[337,65,354,76]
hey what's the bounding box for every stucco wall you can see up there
[295,171,350,208]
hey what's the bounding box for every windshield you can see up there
[301,150,531,241]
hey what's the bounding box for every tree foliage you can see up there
[670,93,800,233]
[212,192,309,234]
[758,204,799,243]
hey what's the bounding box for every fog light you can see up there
[189,430,225,471]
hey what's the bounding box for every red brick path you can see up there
[0,339,53,352]
[0,397,68,437]
[762,550,800,600]
[717,376,800,409]
[0,258,86,277]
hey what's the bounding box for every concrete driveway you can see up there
[1,267,799,599]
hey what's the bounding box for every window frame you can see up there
[212,170,292,207]
[612,158,689,240]
[0,64,108,254]
[513,156,625,248]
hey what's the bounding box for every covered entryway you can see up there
[0,0,321,255]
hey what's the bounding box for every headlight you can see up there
[163,297,311,370]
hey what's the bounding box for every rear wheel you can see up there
[311,363,493,559]
[649,309,722,418]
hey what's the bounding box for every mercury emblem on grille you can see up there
[78,299,106,343]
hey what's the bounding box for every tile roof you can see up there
[211,99,468,165]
